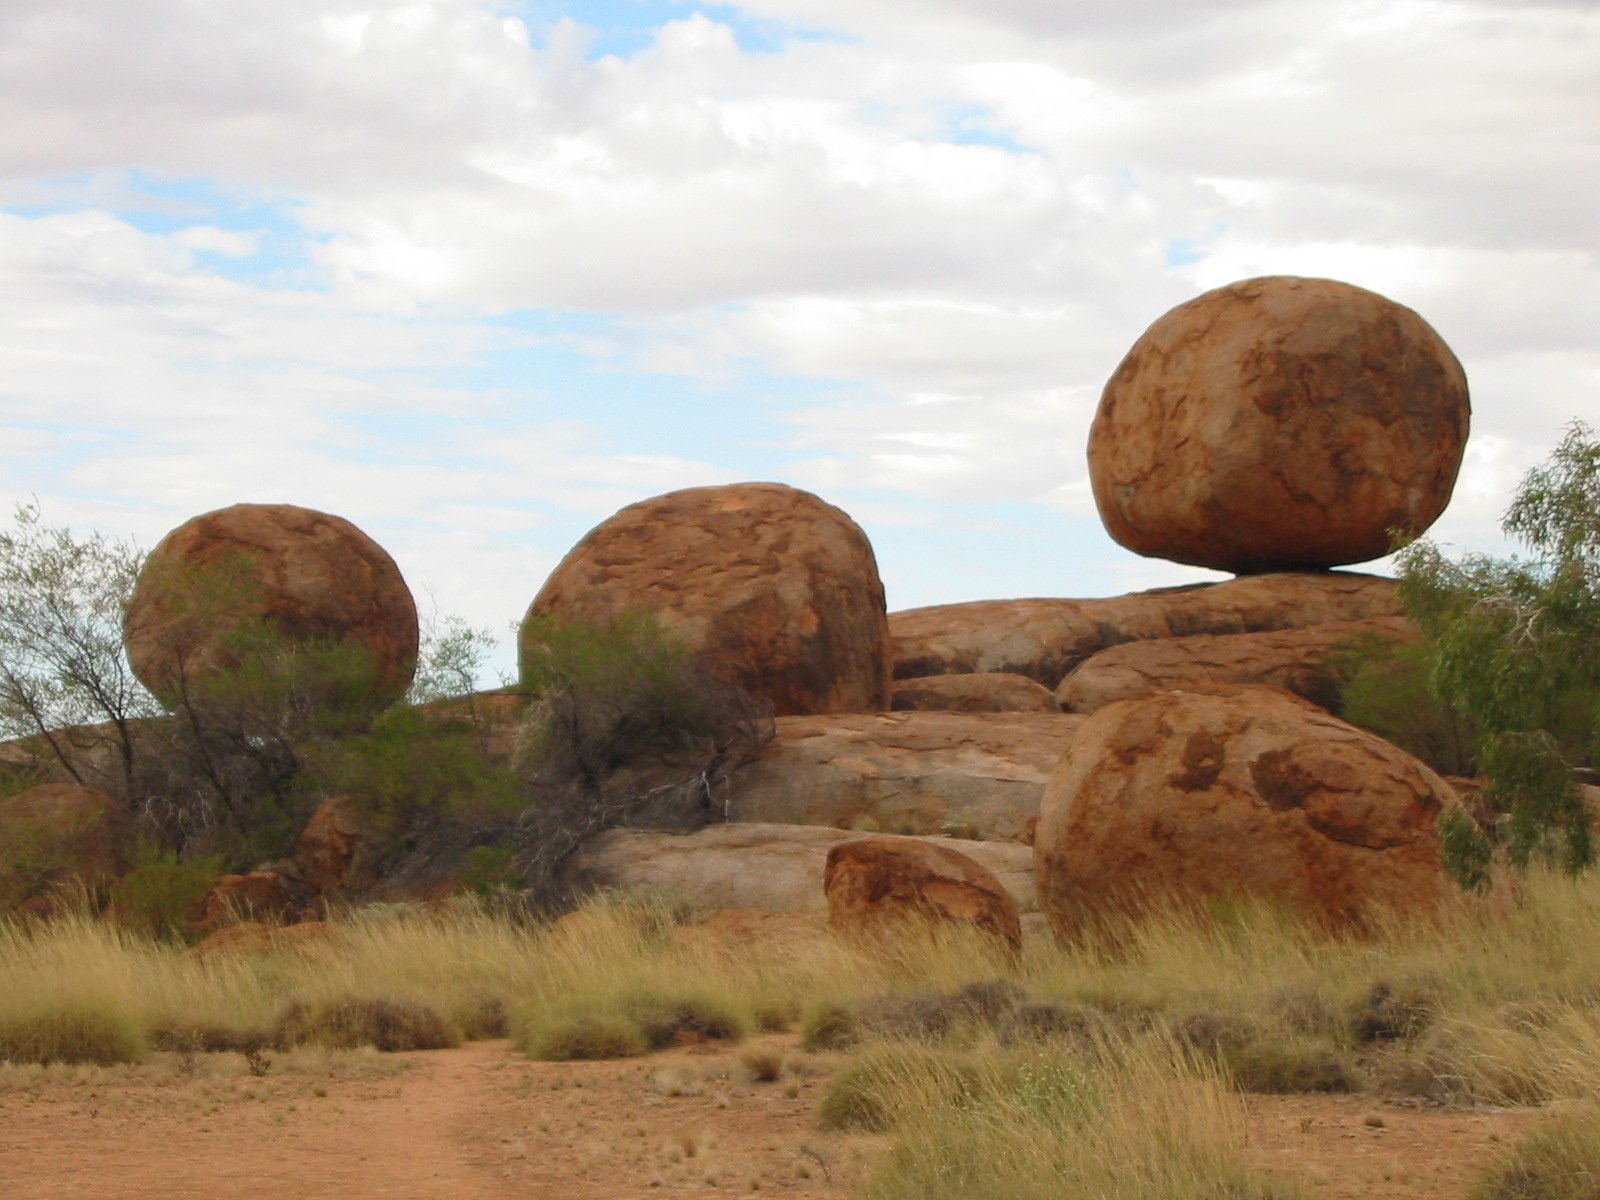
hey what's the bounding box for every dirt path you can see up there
[0,1039,1546,1200]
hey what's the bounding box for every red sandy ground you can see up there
[0,1038,1545,1200]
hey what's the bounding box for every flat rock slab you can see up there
[722,711,1083,842]
[1056,616,1416,714]
[891,672,1060,713]
[890,571,1401,687]
[565,821,1037,913]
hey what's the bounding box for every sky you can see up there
[1,0,1596,683]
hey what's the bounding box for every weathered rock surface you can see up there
[522,482,891,716]
[1056,616,1416,714]
[563,822,1037,914]
[1089,276,1470,572]
[824,835,1022,952]
[196,871,295,931]
[0,783,128,911]
[295,795,378,894]
[891,571,1402,686]
[125,503,419,710]
[720,711,1083,842]
[1034,685,1456,936]
[892,672,1059,713]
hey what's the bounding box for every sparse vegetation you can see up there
[510,611,773,904]
[1392,421,1600,882]
[1471,1105,1600,1200]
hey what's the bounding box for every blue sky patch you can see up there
[504,0,850,58]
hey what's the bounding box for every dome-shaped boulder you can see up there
[1089,276,1469,572]
[521,483,891,716]
[124,504,419,711]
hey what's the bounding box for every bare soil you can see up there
[0,1038,1545,1200]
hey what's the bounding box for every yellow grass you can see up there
[9,869,1600,1194]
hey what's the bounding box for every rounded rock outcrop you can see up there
[124,503,419,711]
[521,483,891,716]
[1089,276,1469,572]
[824,835,1022,953]
[1034,685,1456,936]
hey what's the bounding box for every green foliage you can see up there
[1395,421,1600,880]
[519,610,727,787]
[0,502,157,792]
[407,607,497,705]
[301,706,519,832]
[510,611,773,905]
[107,843,222,940]
[461,844,518,896]
[1326,632,1478,776]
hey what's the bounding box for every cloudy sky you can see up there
[2,0,1595,681]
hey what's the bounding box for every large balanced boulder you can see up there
[824,835,1023,953]
[124,503,419,710]
[716,711,1083,842]
[1034,685,1455,936]
[891,571,1402,686]
[1089,276,1469,572]
[521,483,891,716]
[0,783,128,912]
[564,822,1036,913]
[892,672,1059,713]
[1056,616,1415,714]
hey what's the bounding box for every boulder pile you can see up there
[2,275,1486,948]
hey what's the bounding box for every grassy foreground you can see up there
[8,872,1600,1196]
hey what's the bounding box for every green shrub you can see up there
[301,707,521,833]
[0,1003,146,1065]
[1326,632,1479,776]
[271,996,459,1052]
[461,845,519,897]
[108,844,221,939]
[1393,421,1600,881]
[510,611,773,904]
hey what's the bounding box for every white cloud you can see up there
[0,0,1595,667]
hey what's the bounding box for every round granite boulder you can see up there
[124,503,419,710]
[521,483,891,716]
[1089,276,1469,572]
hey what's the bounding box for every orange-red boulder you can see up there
[824,835,1022,953]
[295,795,377,894]
[521,483,891,716]
[1089,276,1469,572]
[196,871,295,930]
[891,672,1059,713]
[890,571,1402,686]
[0,783,128,912]
[124,503,419,711]
[1034,685,1455,937]
[1056,616,1415,714]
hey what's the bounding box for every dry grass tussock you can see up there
[11,874,1600,1193]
